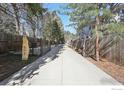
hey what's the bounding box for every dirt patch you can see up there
[0,54,38,82]
[87,57,124,85]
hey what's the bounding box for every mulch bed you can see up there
[0,54,38,82]
[87,57,124,85]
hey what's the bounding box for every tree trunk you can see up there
[36,16,39,38]
[11,4,20,35]
[83,38,86,56]
[33,29,36,38]
[30,27,36,55]
[95,16,100,62]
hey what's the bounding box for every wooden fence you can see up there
[0,32,50,55]
[70,35,124,65]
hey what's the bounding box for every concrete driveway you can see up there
[28,45,121,85]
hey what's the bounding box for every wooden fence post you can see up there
[40,38,43,56]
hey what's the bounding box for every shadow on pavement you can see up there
[0,44,65,85]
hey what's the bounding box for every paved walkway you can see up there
[27,45,121,85]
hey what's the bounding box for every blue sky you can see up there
[43,3,76,34]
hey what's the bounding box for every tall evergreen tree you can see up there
[62,3,122,61]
